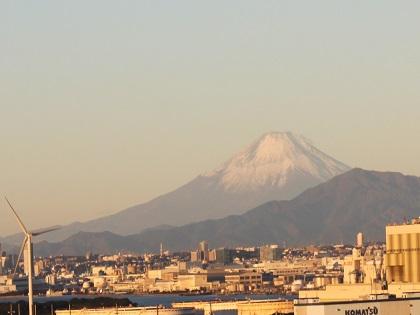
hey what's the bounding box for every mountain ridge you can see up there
[32,168,420,256]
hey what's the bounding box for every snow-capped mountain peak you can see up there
[203,131,350,192]
[16,131,351,242]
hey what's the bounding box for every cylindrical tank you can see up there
[403,233,411,282]
[412,233,420,282]
[386,233,393,252]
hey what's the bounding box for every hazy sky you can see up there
[1,1,420,236]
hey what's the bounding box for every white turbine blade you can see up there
[5,197,29,235]
[12,236,27,278]
[32,227,60,237]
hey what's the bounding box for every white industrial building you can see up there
[294,294,420,315]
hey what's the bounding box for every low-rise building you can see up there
[225,271,262,292]
[177,274,208,291]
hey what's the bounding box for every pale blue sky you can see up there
[1,1,420,235]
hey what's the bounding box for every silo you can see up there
[402,233,411,282]
[391,233,403,282]
[410,233,419,282]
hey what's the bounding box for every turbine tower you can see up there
[5,197,58,315]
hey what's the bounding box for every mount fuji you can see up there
[203,131,349,192]
[3,131,350,243]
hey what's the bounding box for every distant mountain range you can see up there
[32,168,420,256]
[2,131,349,244]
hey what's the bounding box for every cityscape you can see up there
[2,216,420,314]
[2,1,420,315]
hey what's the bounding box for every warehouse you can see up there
[294,294,420,315]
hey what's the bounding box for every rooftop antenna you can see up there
[5,197,59,315]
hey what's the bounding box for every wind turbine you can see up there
[5,197,58,315]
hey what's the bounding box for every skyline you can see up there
[2,1,420,235]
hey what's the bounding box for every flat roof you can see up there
[294,296,420,307]
[386,223,420,234]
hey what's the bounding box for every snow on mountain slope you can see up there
[204,132,350,192]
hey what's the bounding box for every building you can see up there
[191,241,210,263]
[0,275,16,294]
[91,266,117,276]
[385,218,420,283]
[259,245,282,262]
[173,299,293,315]
[147,264,182,281]
[199,241,209,262]
[299,282,386,301]
[225,271,262,292]
[34,260,45,276]
[177,274,208,291]
[0,276,47,294]
[190,250,202,263]
[343,248,363,284]
[295,294,420,315]
[297,217,420,309]
[237,299,293,315]
[356,232,364,248]
[209,248,233,265]
[208,249,216,262]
